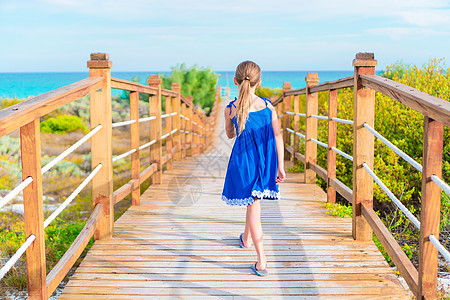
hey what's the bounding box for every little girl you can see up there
[221,60,286,276]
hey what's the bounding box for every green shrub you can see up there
[159,63,220,116]
[40,115,89,134]
[0,221,94,293]
[0,98,24,110]
[256,86,283,99]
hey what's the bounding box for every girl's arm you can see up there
[224,106,236,139]
[268,103,286,183]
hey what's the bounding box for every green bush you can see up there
[289,57,450,271]
[0,98,24,110]
[159,63,220,116]
[256,86,283,99]
[40,115,89,134]
[0,221,93,293]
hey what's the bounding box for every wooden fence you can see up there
[0,53,220,299]
[272,52,450,300]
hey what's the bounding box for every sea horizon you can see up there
[0,70,382,99]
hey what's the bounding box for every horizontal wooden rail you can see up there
[0,76,103,137]
[273,52,450,298]
[309,76,353,93]
[361,203,419,296]
[111,77,158,95]
[294,152,305,164]
[360,74,450,127]
[46,203,105,295]
[284,87,307,97]
[309,161,327,181]
[328,178,352,202]
[0,51,220,299]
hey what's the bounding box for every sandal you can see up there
[251,261,268,276]
[239,233,246,248]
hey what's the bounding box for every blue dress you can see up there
[221,96,280,206]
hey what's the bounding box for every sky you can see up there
[0,0,449,72]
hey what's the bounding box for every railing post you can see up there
[171,83,182,161]
[20,119,47,299]
[87,53,113,240]
[418,116,444,299]
[148,75,163,184]
[165,95,173,169]
[327,89,337,203]
[282,82,292,161]
[181,102,187,159]
[352,52,377,241]
[305,73,320,184]
[130,91,140,206]
[193,109,199,155]
[293,94,300,165]
[186,97,193,157]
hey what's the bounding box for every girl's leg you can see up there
[247,197,266,270]
[242,204,253,247]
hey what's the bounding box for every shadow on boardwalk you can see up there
[58,100,411,299]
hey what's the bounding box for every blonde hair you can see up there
[234,60,261,135]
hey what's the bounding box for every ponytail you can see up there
[236,79,251,135]
[234,61,261,136]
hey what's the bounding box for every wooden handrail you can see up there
[272,52,449,299]
[361,203,419,295]
[0,76,103,137]
[111,77,158,95]
[0,52,220,299]
[360,74,450,127]
[309,76,353,93]
[46,203,105,295]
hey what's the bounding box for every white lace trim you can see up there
[221,189,280,206]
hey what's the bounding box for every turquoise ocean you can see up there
[0,71,361,99]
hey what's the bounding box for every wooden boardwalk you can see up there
[59,100,410,299]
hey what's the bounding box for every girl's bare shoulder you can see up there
[266,100,276,114]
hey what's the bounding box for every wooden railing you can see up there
[0,52,219,299]
[273,52,450,299]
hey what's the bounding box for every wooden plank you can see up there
[65,279,401,288]
[148,75,163,184]
[130,91,140,206]
[284,87,307,97]
[59,99,409,300]
[309,161,327,182]
[164,95,173,169]
[89,54,113,240]
[20,119,47,299]
[295,152,306,164]
[139,163,157,184]
[113,179,139,205]
[46,203,104,295]
[361,203,418,296]
[293,94,300,165]
[186,97,193,157]
[418,116,444,299]
[271,94,284,105]
[309,76,354,93]
[0,77,103,137]
[282,82,292,160]
[360,74,450,127]
[58,286,406,296]
[111,77,157,95]
[352,53,376,241]
[181,103,187,159]
[285,144,294,154]
[327,89,337,203]
[59,294,406,300]
[305,73,319,184]
[171,83,182,161]
[329,178,353,203]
